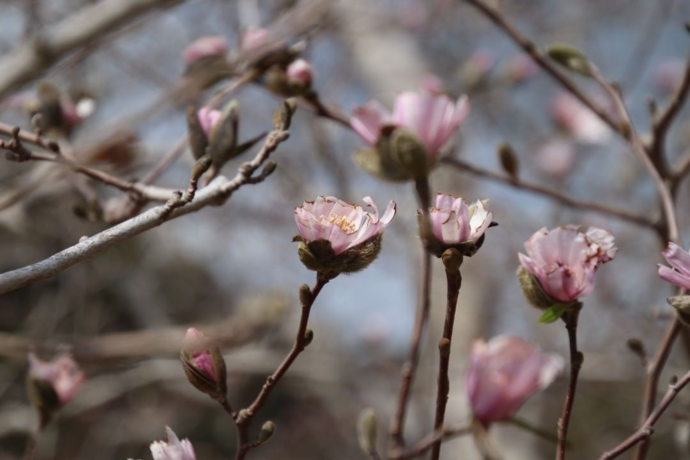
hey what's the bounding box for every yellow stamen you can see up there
[323,213,356,234]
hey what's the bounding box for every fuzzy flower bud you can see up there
[552,93,611,144]
[286,59,313,87]
[658,243,690,290]
[27,353,84,420]
[466,336,564,425]
[183,36,228,65]
[351,88,469,181]
[181,328,227,402]
[150,427,196,460]
[518,225,616,305]
[197,107,222,140]
[294,196,396,276]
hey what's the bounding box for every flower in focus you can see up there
[518,225,616,305]
[27,353,84,419]
[151,427,196,460]
[183,36,228,65]
[658,243,690,290]
[181,328,227,401]
[197,107,222,139]
[422,193,493,257]
[294,196,396,276]
[552,93,611,144]
[466,336,564,425]
[286,59,314,87]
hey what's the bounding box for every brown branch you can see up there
[557,307,583,460]
[0,126,290,295]
[430,251,463,460]
[600,368,690,460]
[441,157,655,229]
[0,0,188,97]
[389,178,433,451]
[396,425,473,460]
[233,274,330,459]
[652,55,690,162]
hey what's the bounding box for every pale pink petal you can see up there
[662,243,690,277]
[197,107,222,139]
[659,265,690,290]
[183,36,228,65]
[351,101,392,145]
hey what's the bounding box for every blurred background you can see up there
[0,0,689,458]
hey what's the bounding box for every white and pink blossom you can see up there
[351,89,469,159]
[466,336,564,424]
[197,107,222,139]
[658,243,690,290]
[518,225,616,303]
[428,193,492,245]
[151,427,196,460]
[294,196,396,255]
[28,353,84,405]
[286,59,313,87]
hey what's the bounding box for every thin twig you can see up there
[600,369,690,460]
[430,250,463,460]
[557,307,583,460]
[397,425,473,460]
[233,273,330,459]
[651,55,690,163]
[441,157,655,229]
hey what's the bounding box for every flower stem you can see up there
[233,273,330,459]
[389,177,433,451]
[556,307,583,460]
[430,249,463,460]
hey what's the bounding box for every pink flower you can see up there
[183,328,215,382]
[428,193,492,245]
[466,336,564,424]
[151,427,196,460]
[197,107,222,139]
[552,93,611,144]
[28,353,84,405]
[286,59,313,87]
[502,54,538,83]
[294,196,396,255]
[183,36,228,65]
[351,89,469,159]
[658,243,690,290]
[240,28,282,54]
[518,225,616,303]
[535,139,575,178]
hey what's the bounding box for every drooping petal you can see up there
[662,243,690,277]
[659,265,690,290]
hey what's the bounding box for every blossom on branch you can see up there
[658,243,690,290]
[466,336,564,425]
[183,36,228,65]
[150,427,196,460]
[181,328,227,402]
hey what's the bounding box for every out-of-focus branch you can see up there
[0,0,187,97]
[652,56,690,163]
[395,425,473,460]
[0,126,290,295]
[441,157,655,229]
[600,369,690,460]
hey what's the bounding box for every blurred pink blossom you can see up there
[150,427,196,460]
[396,1,430,31]
[197,107,222,139]
[183,328,216,382]
[466,336,564,424]
[294,196,396,255]
[428,193,492,245]
[658,243,690,290]
[552,93,611,144]
[501,54,538,83]
[653,59,685,93]
[286,59,314,87]
[240,28,278,54]
[535,139,576,177]
[183,36,228,65]
[518,225,617,303]
[28,353,84,405]
[351,89,469,159]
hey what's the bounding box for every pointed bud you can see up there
[357,408,378,454]
[546,44,596,77]
[273,98,298,130]
[667,296,690,327]
[498,142,519,180]
[181,328,227,402]
[208,100,239,168]
[298,284,312,306]
[256,421,276,445]
[303,329,314,347]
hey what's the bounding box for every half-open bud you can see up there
[151,426,196,460]
[181,328,227,402]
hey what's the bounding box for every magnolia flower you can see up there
[183,328,215,382]
[151,427,196,460]
[28,353,85,406]
[466,336,564,424]
[351,89,469,159]
[197,107,222,139]
[183,36,228,65]
[181,327,227,400]
[295,196,396,256]
[535,139,575,178]
[429,193,492,245]
[658,243,690,290]
[552,93,611,144]
[518,225,617,303]
[286,59,313,87]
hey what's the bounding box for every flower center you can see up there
[325,213,356,234]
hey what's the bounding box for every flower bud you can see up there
[273,98,297,130]
[357,408,378,454]
[546,44,596,77]
[286,59,313,88]
[181,328,228,402]
[294,196,396,276]
[667,296,690,327]
[256,421,276,445]
[303,329,314,347]
[26,353,84,423]
[498,142,519,180]
[516,266,558,310]
[151,427,196,460]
